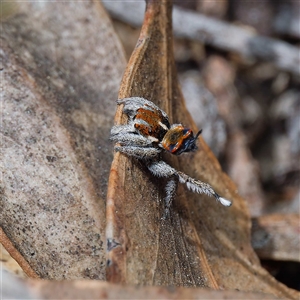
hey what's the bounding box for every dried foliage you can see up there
[1,1,125,280]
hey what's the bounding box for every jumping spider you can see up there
[111,97,232,217]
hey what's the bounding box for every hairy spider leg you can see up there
[111,124,136,136]
[115,145,162,159]
[163,177,178,219]
[147,160,232,207]
[111,130,155,147]
[117,97,169,120]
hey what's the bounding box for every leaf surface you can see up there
[0,0,126,279]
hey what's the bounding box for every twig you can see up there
[103,2,300,76]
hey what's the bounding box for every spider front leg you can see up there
[176,171,232,207]
[147,160,232,213]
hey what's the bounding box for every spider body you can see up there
[111,97,231,217]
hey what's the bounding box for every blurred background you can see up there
[103,0,300,291]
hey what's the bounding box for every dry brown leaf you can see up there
[1,1,126,279]
[106,1,298,298]
[252,214,300,262]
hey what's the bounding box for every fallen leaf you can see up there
[0,0,126,279]
[106,1,298,298]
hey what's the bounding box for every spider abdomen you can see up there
[134,105,170,141]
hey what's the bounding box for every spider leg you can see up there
[146,160,179,217]
[163,177,178,219]
[111,132,155,147]
[177,171,232,207]
[115,145,161,159]
[147,160,232,207]
[111,124,135,136]
[117,97,168,119]
[146,160,178,178]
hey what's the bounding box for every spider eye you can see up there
[175,133,197,154]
